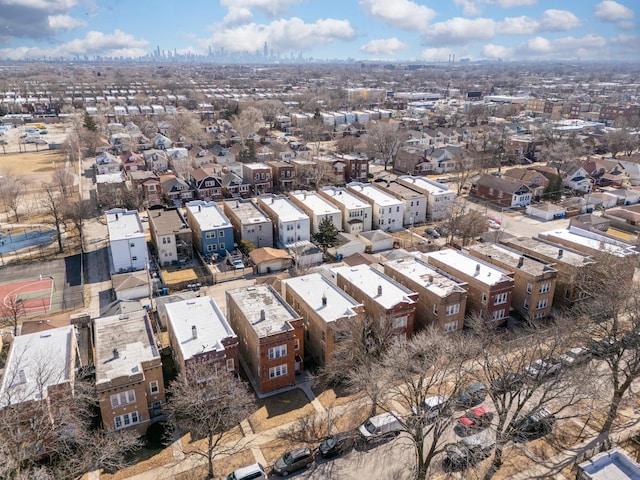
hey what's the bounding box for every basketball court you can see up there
[0,276,55,315]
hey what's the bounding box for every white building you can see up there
[289,191,343,234]
[396,175,456,221]
[318,187,372,235]
[105,208,147,273]
[346,182,404,232]
[257,195,311,248]
[372,180,427,226]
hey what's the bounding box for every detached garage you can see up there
[526,202,566,221]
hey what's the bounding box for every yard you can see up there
[247,388,316,433]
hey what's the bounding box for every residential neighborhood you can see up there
[0,57,640,480]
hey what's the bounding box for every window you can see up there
[219,231,224,237]
[269,364,287,378]
[526,283,532,294]
[445,304,460,316]
[523,299,529,310]
[444,321,458,332]
[132,256,137,261]
[226,358,235,371]
[219,243,225,250]
[207,244,215,252]
[268,345,287,359]
[491,309,505,321]
[205,231,216,239]
[481,293,488,304]
[110,390,136,408]
[539,283,551,294]
[294,339,300,351]
[150,381,159,394]
[536,299,548,310]
[494,292,508,305]
[392,316,408,329]
[130,243,135,248]
[114,411,139,430]
[433,304,438,315]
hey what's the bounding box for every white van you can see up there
[359,411,402,443]
[225,463,267,480]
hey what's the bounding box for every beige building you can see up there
[281,273,365,366]
[467,244,558,321]
[94,310,165,433]
[383,256,467,333]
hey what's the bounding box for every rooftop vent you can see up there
[377,285,383,296]
[259,309,265,321]
[321,294,327,307]
[113,348,119,359]
[517,256,524,269]
[474,264,481,276]
[558,249,563,259]
[192,325,198,340]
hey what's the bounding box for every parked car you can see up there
[317,431,358,458]
[443,431,495,471]
[589,337,618,358]
[358,411,402,444]
[272,447,314,476]
[412,395,449,424]
[488,220,500,229]
[524,358,562,380]
[559,347,591,367]
[509,407,555,440]
[231,259,245,269]
[226,463,267,480]
[491,373,524,393]
[458,405,493,431]
[455,383,487,408]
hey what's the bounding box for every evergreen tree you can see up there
[83,112,98,132]
[313,217,339,256]
[543,174,563,202]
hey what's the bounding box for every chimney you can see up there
[115,213,119,220]
[377,285,383,296]
[428,274,433,284]
[236,201,239,208]
[260,309,265,321]
[113,348,119,359]
[321,294,327,307]
[474,264,481,276]
[557,249,563,259]
[517,256,524,269]
[198,205,201,212]
[192,325,198,340]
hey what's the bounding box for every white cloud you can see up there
[516,33,608,58]
[219,0,300,17]
[360,38,409,55]
[222,6,253,26]
[200,17,355,54]
[359,0,437,31]
[539,9,581,30]
[48,14,86,30]
[452,0,537,16]
[594,1,634,22]
[500,16,537,34]
[0,29,148,59]
[420,47,455,61]
[424,17,496,45]
[610,33,639,45]
[2,0,78,9]
[482,43,514,58]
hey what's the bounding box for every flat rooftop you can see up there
[347,182,403,207]
[467,243,557,277]
[580,448,640,480]
[290,191,341,216]
[320,187,370,210]
[243,162,270,171]
[0,326,74,404]
[165,296,235,361]
[224,199,270,225]
[227,284,300,338]
[384,256,467,298]
[502,237,593,267]
[375,181,425,200]
[397,175,453,196]
[282,273,362,323]
[330,264,416,309]
[424,249,513,286]
[259,195,309,223]
[148,208,191,235]
[540,229,636,257]
[106,208,144,241]
[94,310,159,385]
[186,201,231,229]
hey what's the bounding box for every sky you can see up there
[0,0,638,62]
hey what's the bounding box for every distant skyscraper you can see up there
[156,45,160,58]
[263,41,268,59]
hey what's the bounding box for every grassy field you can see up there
[0,150,66,179]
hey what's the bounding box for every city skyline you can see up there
[0,0,638,63]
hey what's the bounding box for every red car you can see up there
[459,406,493,429]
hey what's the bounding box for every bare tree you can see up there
[63,199,94,254]
[164,362,255,479]
[573,252,640,435]
[169,111,207,147]
[0,170,26,222]
[451,155,478,196]
[0,295,24,337]
[232,106,264,148]
[605,128,637,158]
[366,121,405,171]
[446,202,487,246]
[40,183,65,254]
[52,166,75,198]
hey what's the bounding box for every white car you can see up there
[524,358,561,379]
[488,220,501,229]
[560,347,591,367]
